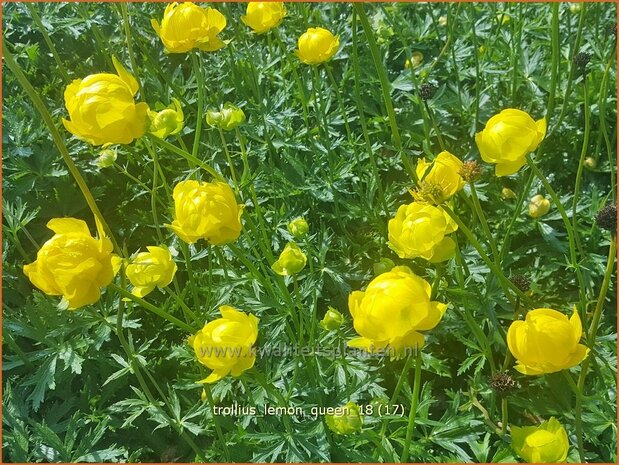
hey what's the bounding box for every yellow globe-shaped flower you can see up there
[190,306,259,383]
[348,266,447,357]
[62,57,148,146]
[296,27,339,65]
[475,108,546,176]
[388,202,458,262]
[166,180,243,245]
[126,246,177,298]
[511,417,569,463]
[23,218,120,309]
[507,308,589,375]
[151,2,227,53]
[415,151,466,203]
[241,2,286,34]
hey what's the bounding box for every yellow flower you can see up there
[126,246,177,297]
[325,402,363,435]
[296,27,339,65]
[438,15,448,26]
[320,307,344,331]
[287,217,309,238]
[415,151,465,203]
[507,308,589,375]
[512,417,569,463]
[166,180,243,245]
[404,51,424,69]
[23,218,120,309]
[189,306,259,383]
[62,56,148,146]
[501,187,517,200]
[348,266,447,357]
[388,202,458,263]
[241,2,286,34]
[271,242,307,276]
[475,109,546,176]
[528,194,551,218]
[206,104,246,131]
[148,98,184,139]
[151,2,226,53]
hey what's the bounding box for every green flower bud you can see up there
[287,217,309,238]
[373,258,395,276]
[325,402,363,435]
[320,307,344,331]
[206,103,246,131]
[149,98,184,139]
[584,157,597,170]
[95,148,117,168]
[271,242,307,276]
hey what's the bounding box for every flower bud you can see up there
[404,52,424,69]
[325,402,363,435]
[320,307,344,331]
[287,217,309,238]
[149,98,184,139]
[201,388,207,403]
[372,257,395,276]
[569,3,582,13]
[438,16,447,26]
[206,104,246,131]
[511,417,569,463]
[528,194,550,219]
[584,157,597,170]
[501,187,517,200]
[95,148,117,168]
[271,242,307,276]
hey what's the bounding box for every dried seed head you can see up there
[596,204,617,234]
[490,372,518,393]
[419,83,437,101]
[573,51,591,70]
[604,22,617,37]
[510,275,530,293]
[412,182,445,204]
[458,160,483,183]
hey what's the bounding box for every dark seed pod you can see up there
[419,83,437,101]
[510,275,530,293]
[573,51,591,70]
[604,22,617,37]
[458,160,483,183]
[596,204,617,234]
[490,372,518,394]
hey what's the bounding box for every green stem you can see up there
[120,3,141,96]
[203,384,231,461]
[109,283,196,333]
[191,52,205,160]
[424,100,446,151]
[2,40,121,254]
[179,242,201,312]
[218,128,239,188]
[501,397,508,435]
[164,286,201,326]
[354,4,417,184]
[400,350,422,463]
[499,171,534,261]
[470,184,500,266]
[26,4,70,82]
[546,3,560,122]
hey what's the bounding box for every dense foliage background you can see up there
[2,1,617,462]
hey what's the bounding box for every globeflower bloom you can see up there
[166,180,243,245]
[415,151,465,203]
[348,266,447,357]
[296,27,339,65]
[189,306,259,383]
[475,109,546,176]
[287,217,309,238]
[511,417,569,463]
[23,218,119,309]
[126,246,177,297]
[206,104,246,131]
[325,402,363,435]
[241,2,286,34]
[148,99,184,139]
[271,242,307,276]
[388,202,458,263]
[151,2,226,53]
[63,56,148,146]
[507,308,589,375]
[528,194,551,218]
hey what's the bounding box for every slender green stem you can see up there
[179,242,201,312]
[377,355,414,441]
[424,100,446,151]
[470,184,500,266]
[586,238,616,347]
[546,3,560,122]
[120,3,141,96]
[273,31,309,126]
[501,397,508,435]
[293,275,304,346]
[3,40,121,254]
[164,286,201,326]
[571,74,590,257]
[499,170,534,261]
[109,283,196,333]
[26,4,70,82]
[203,384,231,461]
[325,64,355,150]
[191,52,205,160]
[597,47,617,196]
[354,4,417,184]
[218,128,239,188]
[400,350,422,463]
